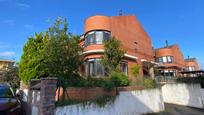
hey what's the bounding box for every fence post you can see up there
[40,77,57,115]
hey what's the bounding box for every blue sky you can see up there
[0,0,204,69]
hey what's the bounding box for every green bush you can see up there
[86,77,106,87]
[119,73,129,86]
[102,79,115,90]
[177,77,204,88]
[129,78,144,87]
[130,65,140,77]
[67,74,86,87]
[144,77,156,89]
[110,71,129,87]
[65,71,129,89]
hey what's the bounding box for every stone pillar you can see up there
[40,77,57,115]
[149,67,155,79]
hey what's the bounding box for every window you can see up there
[96,31,103,44]
[167,56,173,63]
[120,62,128,75]
[0,87,14,98]
[85,31,110,47]
[188,66,195,71]
[88,61,94,76]
[157,57,162,63]
[162,57,167,63]
[160,70,176,77]
[156,56,173,64]
[86,59,105,77]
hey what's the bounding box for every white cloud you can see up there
[16,3,30,8]
[0,51,15,57]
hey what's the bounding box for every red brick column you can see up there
[40,77,57,115]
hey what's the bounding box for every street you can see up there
[146,103,204,115]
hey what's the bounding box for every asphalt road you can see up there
[146,103,204,115]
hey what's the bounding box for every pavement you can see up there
[145,103,204,115]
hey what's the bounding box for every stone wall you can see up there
[55,88,165,115]
[162,83,204,108]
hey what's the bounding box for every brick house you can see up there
[185,58,199,71]
[79,15,155,80]
[154,44,186,77]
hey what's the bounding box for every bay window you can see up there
[84,30,110,47]
[156,56,173,64]
[86,59,105,77]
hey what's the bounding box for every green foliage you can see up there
[144,77,156,89]
[177,77,204,88]
[19,32,48,84]
[129,76,144,87]
[42,18,82,102]
[130,65,140,77]
[19,17,82,87]
[1,66,20,92]
[101,38,125,75]
[19,17,83,103]
[102,79,115,91]
[110,71,129,87]
[42,18,82,80]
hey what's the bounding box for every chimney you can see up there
[165,40,168,47]
[119,10,122,16]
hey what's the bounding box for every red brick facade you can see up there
[185,58,199,71]
[80,15,154,80]
[155,44,186,76]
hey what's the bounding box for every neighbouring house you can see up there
[0,59,15,80]
[185,57,199,71]
[79,15,155,81]
[155,44,186,77]
[180,57,204,77]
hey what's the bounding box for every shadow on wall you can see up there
[162,83,204,109]
[55,88,165,115]
[187,83,204,108]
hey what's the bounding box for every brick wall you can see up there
[56,86,145,101]
[56,87,117,100]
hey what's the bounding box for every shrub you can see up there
[110,71,129,87]
[129,77,144,87]
[177,77,204,88]
[86,77,106,87]
[144,77,156,89]
[130,65,140,77]
[102,79,115,90]
[67,74,86,87]
[119,73,129,86]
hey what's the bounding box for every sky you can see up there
[0,0,204,69]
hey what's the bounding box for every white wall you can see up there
[162,83,204,108]
[55,89,164,115]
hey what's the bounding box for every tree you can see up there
[19,32,48,84]
[42,18,83,102]
[19,17,82,102]
[2,66,20,92]
[101,37,125,75]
